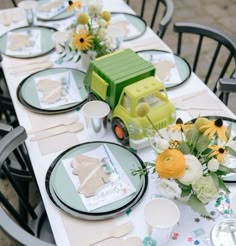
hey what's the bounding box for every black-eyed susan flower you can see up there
[169,118,192,132]
[67,0,81,11]
[71,30,93,51]
[199,118,227,142]
[209,144,228,163]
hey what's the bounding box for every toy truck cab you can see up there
[83,49,176,149]
[112,76,176,148]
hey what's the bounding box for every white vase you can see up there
[80,51,97,71]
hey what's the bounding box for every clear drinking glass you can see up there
[18,0,37,26]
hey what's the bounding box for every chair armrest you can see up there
[218,78,236,93]
[0,123,13,136]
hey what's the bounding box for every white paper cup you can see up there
[51,31,69,53]
[144,198,180,245]
[82,101,110,139]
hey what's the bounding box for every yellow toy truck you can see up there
[83,49,176,149]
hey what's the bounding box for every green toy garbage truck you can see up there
[83,49,176,149]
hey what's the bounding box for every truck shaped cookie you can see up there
[83,49,176,149]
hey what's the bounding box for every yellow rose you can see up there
[155,149,185,179]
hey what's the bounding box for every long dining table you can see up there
[1,0,236,245]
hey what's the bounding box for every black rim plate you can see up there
[45,141,148,220]
[17,67,88,114]
[137,49,192,89]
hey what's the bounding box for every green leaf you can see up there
[67,56,74,61]
[210,172,219,190]
[75,55,81,63]
[233,136,236,141]
[176,180,192,190]
[181,189,192,197]
[226,123,232,140]
[185,129,193,143]
[191,125,201,144]
[178,142,191,154]
[59,43,65,50]
[225,146,236,157]
[187,194,210,217]
[195,134,210,153]
[218,177,230,193]
[218,164,236,174]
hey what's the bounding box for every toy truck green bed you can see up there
[83,49,176,148]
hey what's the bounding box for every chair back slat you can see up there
[0,192,34,235]
[140,0,146,18]
[193,35,203,72]
[177,33,182,55]
[213,53,233,93]
[173,22,236,104]
[125,0,174,39]
[204,42,221,85]
[150,1,160,29]
[2,164,37,219]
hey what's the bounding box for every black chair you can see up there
[125,0,174,39]
[0,53,19,127]
[218,77,236,106]
[0,124,56,245]
[11,0,17,7]
[173,22,236,104]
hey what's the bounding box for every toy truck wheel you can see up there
[112,118,129,145]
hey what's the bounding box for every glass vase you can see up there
[80,51,97,71]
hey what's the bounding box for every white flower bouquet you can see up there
[58,0,116,64]
[132,105,236,217]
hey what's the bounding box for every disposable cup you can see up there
[82,101,110,139]
[144,198,180,246]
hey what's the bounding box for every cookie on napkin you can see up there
[71,155,111,197]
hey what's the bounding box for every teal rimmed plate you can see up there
[36,0,74,21]
[45,141,148,220]
[17,67,88,114]
[137,50,191,89]
[0,25,56,59]
[111,12,147,41]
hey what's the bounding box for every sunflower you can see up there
[209,145,228,163]
[71,30,93,51]
[155,149,185,179]
[169,118,192,132]
[199,118,227,142]
[67,0,81,11]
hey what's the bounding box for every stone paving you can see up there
[0,0,235,245]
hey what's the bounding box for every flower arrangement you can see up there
[58,0,116,65]
[132,102,236,217]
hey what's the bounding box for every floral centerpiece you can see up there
[58,0,116,68]
[132,102,236,217]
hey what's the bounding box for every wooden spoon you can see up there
[30,122,83,141]
[28,117,77,134]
